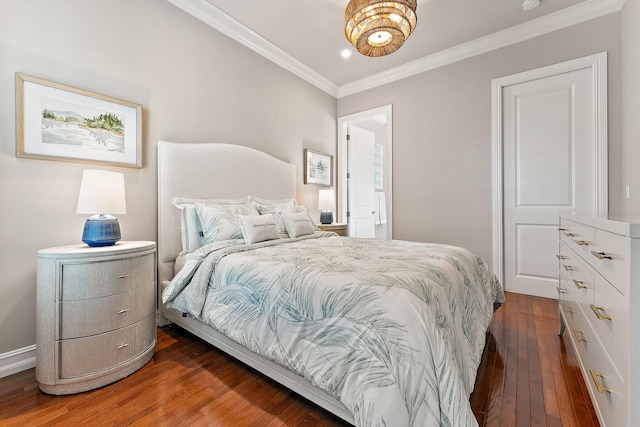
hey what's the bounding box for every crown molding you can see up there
[338,0,624,97]
[166,0,623,99]
[165,0,339,97]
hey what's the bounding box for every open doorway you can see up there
[337,105,393,239]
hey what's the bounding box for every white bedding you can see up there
[163,233,504,426]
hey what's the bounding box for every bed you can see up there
[157,140,504,426]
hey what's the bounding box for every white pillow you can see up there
[258,204,317,235]
[237,214,281,244]
[196,203,259,244]
[172,197,249,254]
[250,196,297,207]
[280,211,316,238]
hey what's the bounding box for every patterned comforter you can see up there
[163,233,504,426]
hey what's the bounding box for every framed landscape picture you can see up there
[304,149,332,186]
[16,73,142,168]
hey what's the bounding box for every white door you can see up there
[500,54,607,299]
[348,125,376,238]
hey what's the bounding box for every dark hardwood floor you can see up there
[0,292,599,426]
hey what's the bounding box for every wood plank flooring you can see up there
[0,292,599,426]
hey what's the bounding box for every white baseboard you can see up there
[0,345,36,379]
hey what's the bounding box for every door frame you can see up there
[337,104,393,238]
[491,52,608,285]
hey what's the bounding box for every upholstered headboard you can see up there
[157,140,296,285]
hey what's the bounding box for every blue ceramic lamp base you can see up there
[82,214,121,247]
[320,210,333,225]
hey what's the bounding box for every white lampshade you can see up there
[76,170,127,215]
[318,189,336,210]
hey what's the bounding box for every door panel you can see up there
[503,67,594,298]
[348,125,376,238]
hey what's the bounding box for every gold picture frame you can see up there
[16,73,142,168]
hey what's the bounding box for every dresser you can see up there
[558,213,640,427]
[36,241,156,395]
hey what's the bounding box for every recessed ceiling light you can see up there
[522,0,540,11]
[340,48,353,59]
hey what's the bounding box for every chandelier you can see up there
[345,0,418,57]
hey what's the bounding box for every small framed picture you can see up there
[16,73,142,168]
[304,149,333,186]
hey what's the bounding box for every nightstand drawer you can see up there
[58,314,155,379]
[58,284,155,339]
[60,253,155,301]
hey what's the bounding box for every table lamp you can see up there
[318,189,336,224]
[76,170,126,247]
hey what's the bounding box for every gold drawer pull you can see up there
[117,308,131,314]
[564,232,576,237]
[589,369,612,394]
[564,304,574,314]
[556,254,567,260]
[118,274,131,279]
[573,280,587,289]
[117,343,129,349]
[574,240,589,246]
[558,227,567,231]
[563,265,575,271]
[590,304,612,321]
[572,329,587,342]
[590,250,613,260]
[556,287,566,294]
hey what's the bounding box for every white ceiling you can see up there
[166,0,624,97]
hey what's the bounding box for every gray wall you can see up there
[0,0,336,355]
[622,0,640,213]
[337,13,623,266]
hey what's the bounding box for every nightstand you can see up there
[317,223,349,236]
[36,241,156,395]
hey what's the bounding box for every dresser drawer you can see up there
[558,275,579,327]
[559,242,594,312]
[560,218,595,260]
[58,284,155,339]
[57,314,155,379]
[580,328,628,427]
[589,229,630,295]
[589,275,628,379]
[60,253,155,301]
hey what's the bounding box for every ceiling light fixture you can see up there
[522,0,540,11]
[345,0,417,57]
[340,48,354,59]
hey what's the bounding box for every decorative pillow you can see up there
[237,214,281,244]
[172,197,249,254]
[258,204,317,235]
[280,211,316,238]
[196,203,259,244]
